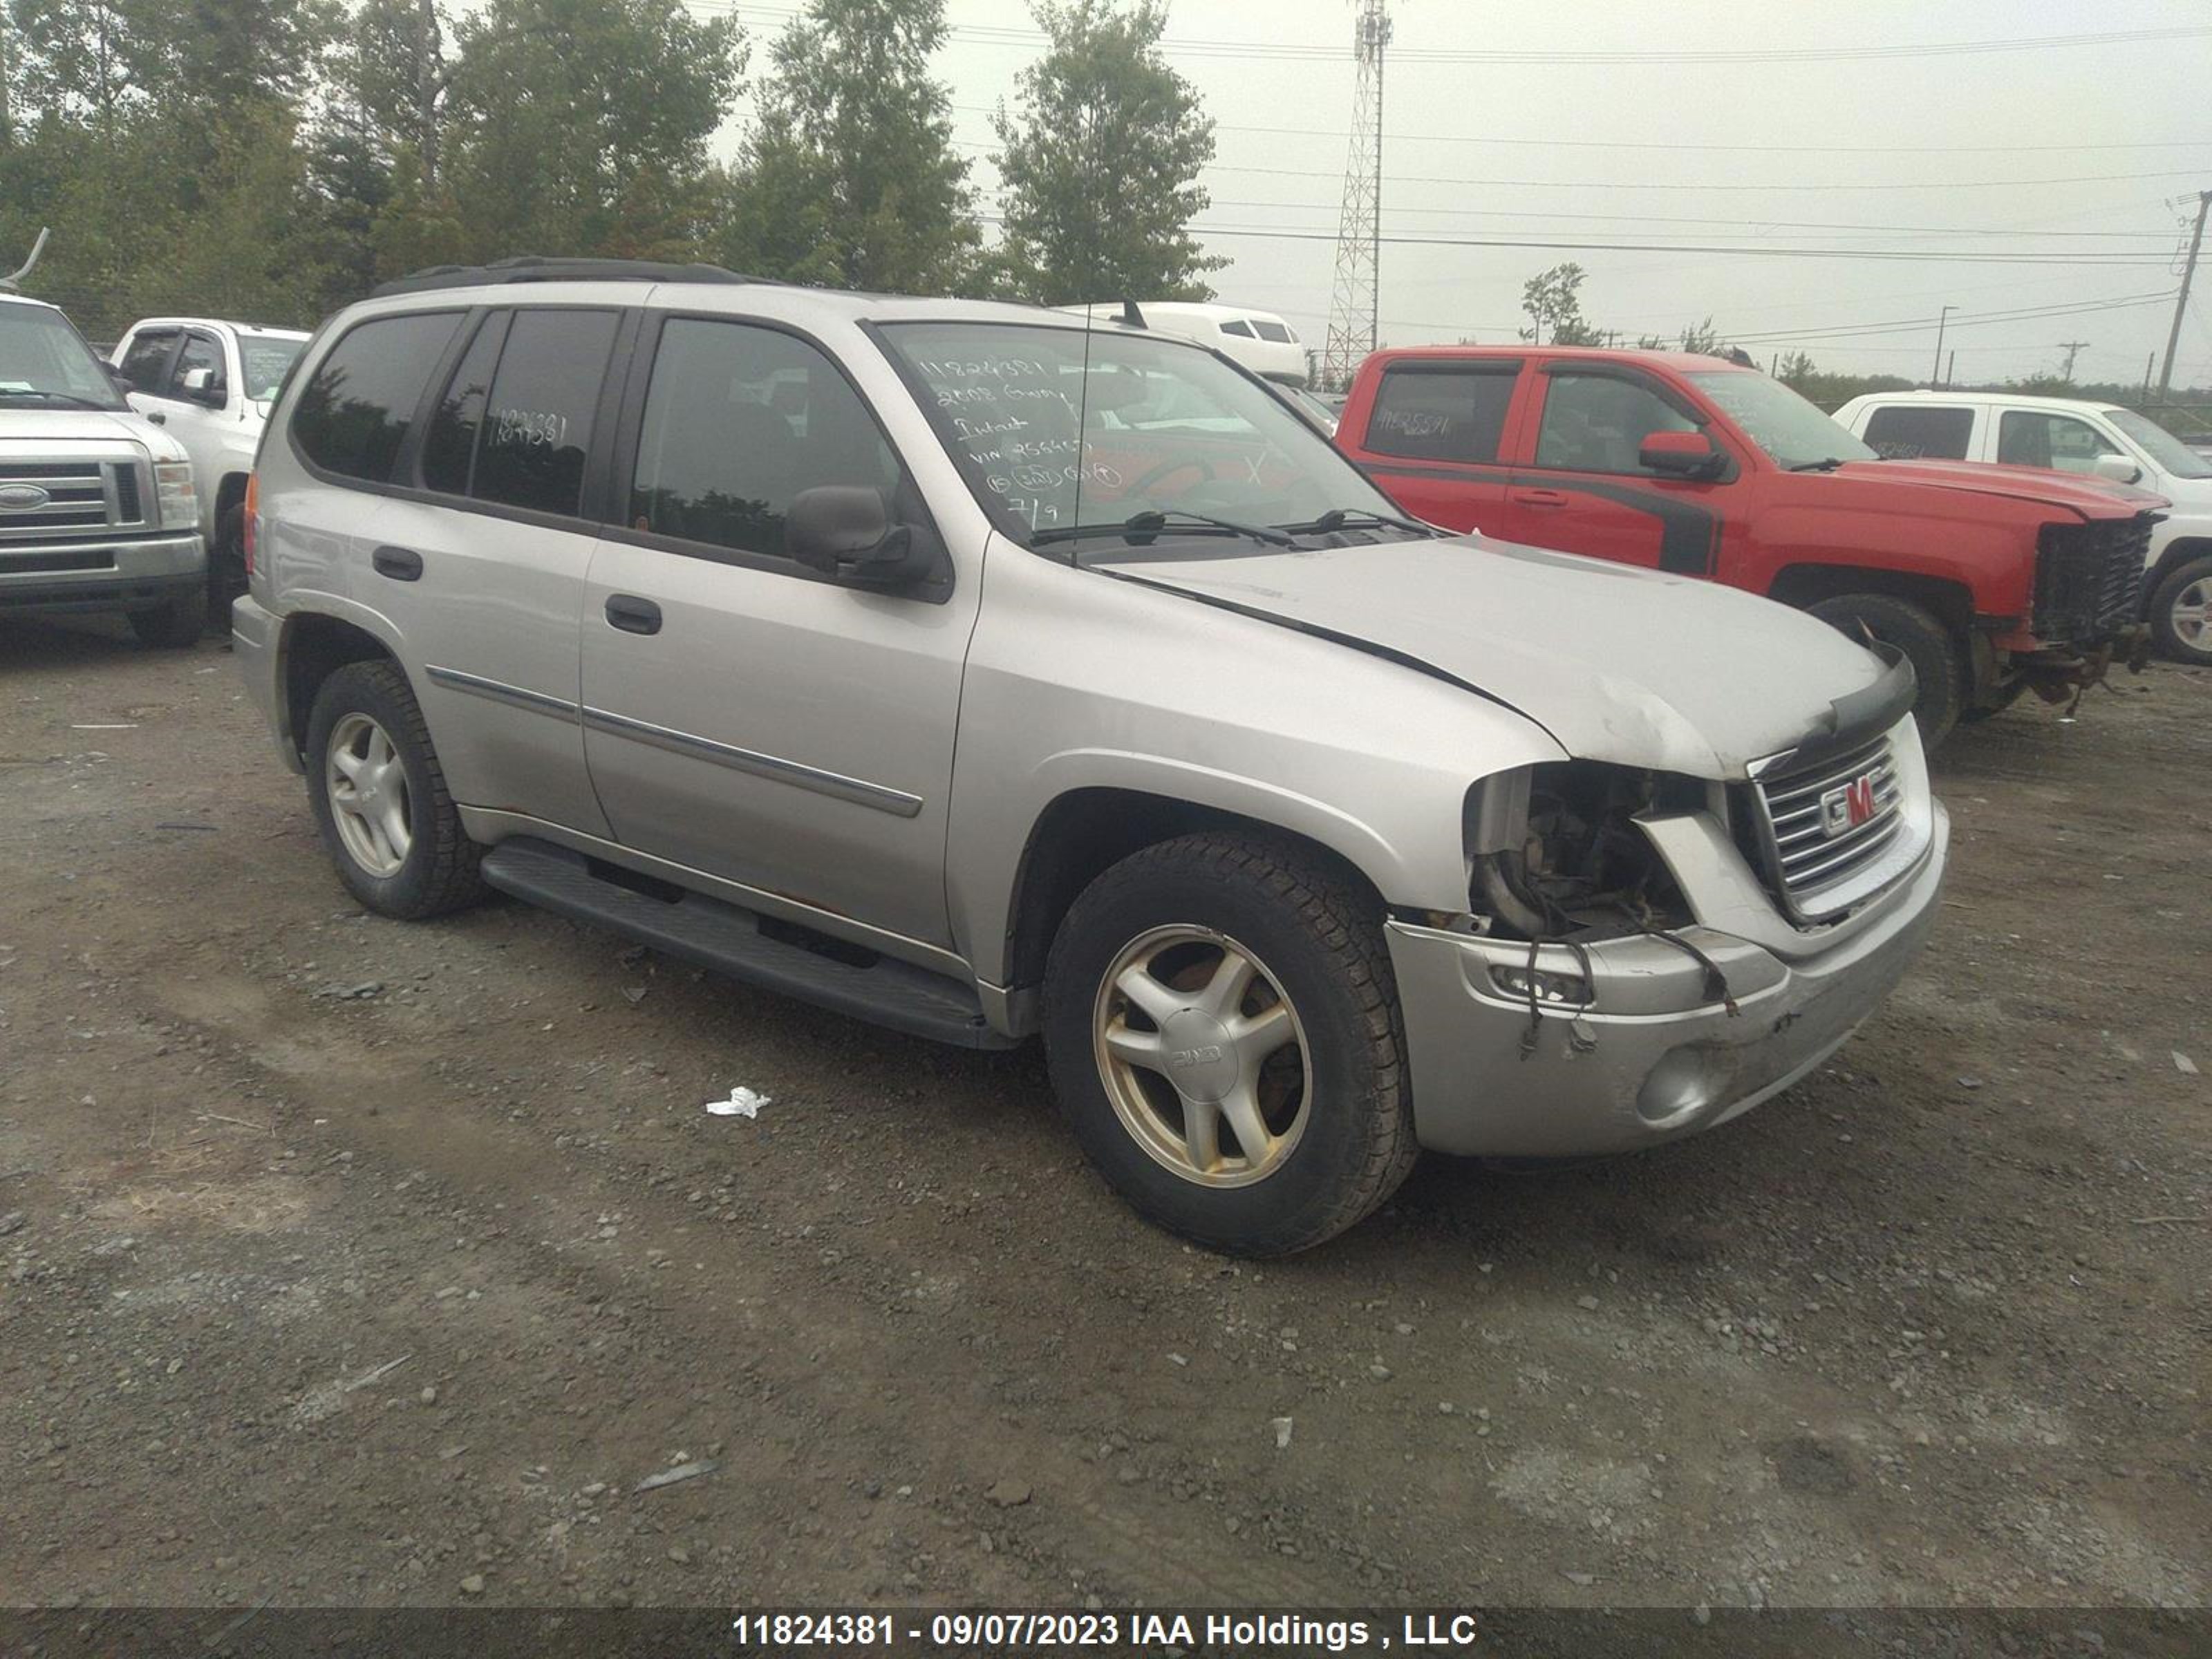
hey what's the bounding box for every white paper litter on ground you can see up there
[705,1087,769,1118]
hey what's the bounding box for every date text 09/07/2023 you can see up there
[727,1612,1486,1650]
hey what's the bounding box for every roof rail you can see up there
[371,255,774,299]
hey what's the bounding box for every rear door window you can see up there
[419,314,507,498]
[291,311,465,483]
[1365,365,1519,464]
[118,329,178,393]
[1861,404,1974,460]
[469,308,621,518]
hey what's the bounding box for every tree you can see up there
[720,0,978,294]
[1517,261,1604,346]
[328,0,451,183]
[990,0,1222,306]
[138,0,341,118]
[6,0,163,128]
[439,0,744,263]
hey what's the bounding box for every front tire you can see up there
[128,592,205,649]
[1808,593,1965,748]
[305,660,485,919]
[2148,554,2212,666]
[1042,832,1418,1255]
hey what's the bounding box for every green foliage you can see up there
[991,0,1224,306]
[718,0,979,294]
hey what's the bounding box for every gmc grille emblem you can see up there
[0,482,53,510]
[1819,774,1879,838]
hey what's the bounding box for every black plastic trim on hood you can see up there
[1748,644,1916,778]
[1090,564,1565,749]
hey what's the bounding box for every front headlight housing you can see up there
[154,458,198,531]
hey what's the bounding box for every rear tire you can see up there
[206,506,247,634]
[1042,832,1418,1255]
[128,592,205,649]
[2148,553,2212,666]
[305,659,485,919]
[1808,593,1965,749]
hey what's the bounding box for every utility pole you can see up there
[1322,0,1391,391]
[2157,189,2210,401]
[1930,305,1956,389]
[1946,349,1956,388]
[2058,341,2090,382]
[2143,351,2156,400]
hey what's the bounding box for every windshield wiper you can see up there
[0,388,118,411]
[1277,506,1441,537]
[1788,456,1852,473]
[1033,508,1297,549]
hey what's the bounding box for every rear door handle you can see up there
[1510,488,1569,508]
[372,544,423,581]
[604,594,662,636]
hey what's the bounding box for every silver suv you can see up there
[235,260,1949,1253]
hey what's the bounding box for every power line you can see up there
[1173,225,2173,265]
[1183,199,2173,242]
[948,102,2211,158]
[710,10,2212,66]
[1725,292,2175,344]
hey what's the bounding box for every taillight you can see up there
[242,472,259,579]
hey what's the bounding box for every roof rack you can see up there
[371,255,773,299]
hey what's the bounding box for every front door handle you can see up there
[372,544,423,581]
[604,594,663,636]
[1510,488,1569,508]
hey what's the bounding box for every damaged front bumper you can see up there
[1387,801,1949,1159]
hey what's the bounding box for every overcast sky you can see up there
[698,0,2212,388]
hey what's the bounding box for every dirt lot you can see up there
[1,615,2206,1619]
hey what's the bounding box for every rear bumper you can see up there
[230,594,301,774]
[1389,803,1948,1159]
[0,533,204,614]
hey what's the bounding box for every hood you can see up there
[1829,458,2167,516]
[0,406,176,453]
[1094,535,1893,779]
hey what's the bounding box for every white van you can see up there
[1831,388,2212,665]
[1060,301,1310,387]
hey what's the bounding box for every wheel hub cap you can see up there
[1091,924,1312,1189]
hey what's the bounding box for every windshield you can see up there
[241,337,306,402]
[0,303,125,409]
[1687,369,1874,470]
[878,321,1403,547]
[2103,407,2212,480]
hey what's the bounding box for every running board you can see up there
[479,838,1014,1050]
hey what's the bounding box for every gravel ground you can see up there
[1,615,2206,1622]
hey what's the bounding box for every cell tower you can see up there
[1320,0,1391,391]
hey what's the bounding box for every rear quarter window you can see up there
[290,311,465,482]
[1861,404,1974,461]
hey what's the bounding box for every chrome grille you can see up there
[1750,732,1906,921]
[0,459,151,541]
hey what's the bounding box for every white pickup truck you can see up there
[1832,388,2212,666]
[111,317,308,621]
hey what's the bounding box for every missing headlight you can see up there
[1467,761,1698,940]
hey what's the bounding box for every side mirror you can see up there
[2092,454,2142,486]
[179,366,227,406]
[109,368,135,395]
[786,486,935,589]
[1639,429,1724,478]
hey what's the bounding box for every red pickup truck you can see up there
[1332,346,2159,742]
